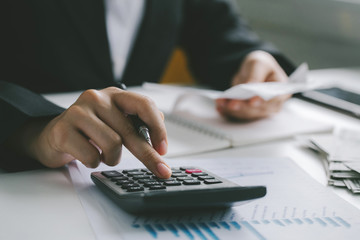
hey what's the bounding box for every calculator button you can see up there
[144,181,162,187]
[185,169,202,173]
[171,173,188,178]
[176,177,195,181]
[132,175,151,180]
[183,180,201,185]
[138,179,155,183]
[204,179,222,184]
[127,186,144,192]
[122,169,140,174]
[110,176,129,181]
[116,180,133,185]
[170,169,182,173]
[198,176,215,180]
[121,183,140,189]
[180,167,196,171]
[101,171,123,178]
[164,181,182,186]
[149,185,166,190]
[153,177,175,182]
[191,173,208,177]
[141,169,152,173]
[127,172,145,176]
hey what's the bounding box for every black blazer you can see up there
[0,0,294,170]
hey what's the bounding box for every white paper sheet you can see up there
[143,63,331,107]
[68,156,360,240]
[309,129,360,162]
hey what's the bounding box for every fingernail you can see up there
[251,99,262,107]
[230,101,242,111]
[157,162,172,178]
[217,100,225,109]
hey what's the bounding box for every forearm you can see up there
[1,117,54,172]
[4,117,50,159]
[0,81,65,171]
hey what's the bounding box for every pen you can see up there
[118,83,152,147]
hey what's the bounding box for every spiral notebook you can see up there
[164,118,230,157]
[163,99,333,157]
[131,84,333,158]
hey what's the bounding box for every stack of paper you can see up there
[303,129,360,193]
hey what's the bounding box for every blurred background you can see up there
[235,0,360,69]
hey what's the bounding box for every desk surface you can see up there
[1,68,360,240]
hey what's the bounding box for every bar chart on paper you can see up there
[132,220,262,240]
[69,157,360,240]
[131,217,352,240]
[129,206,354,240]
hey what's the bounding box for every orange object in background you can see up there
[160,48,196,85]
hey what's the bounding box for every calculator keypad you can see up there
[100,167,223,192]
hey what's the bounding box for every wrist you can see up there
[5,117,52,161]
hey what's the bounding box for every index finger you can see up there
[112,90,168,153]
[111,90,172,178]
[120,121,172,179]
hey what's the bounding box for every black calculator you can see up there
[91,166,266,213]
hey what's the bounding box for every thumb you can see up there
[232,51,274,86]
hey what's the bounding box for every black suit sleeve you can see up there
[0,81,65,171]
[180,0,295,90]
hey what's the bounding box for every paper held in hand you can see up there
[143,62,331,109]
[133,63,333,157]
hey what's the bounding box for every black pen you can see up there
[118,83,152,146]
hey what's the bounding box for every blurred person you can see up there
[0,0,294,176]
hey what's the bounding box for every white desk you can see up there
[1,68,360,240]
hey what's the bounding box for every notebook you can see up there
[164,118,230,157]
[131,83,333,158]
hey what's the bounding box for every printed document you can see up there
[68,155,360,240]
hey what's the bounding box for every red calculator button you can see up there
[185,169,202,173]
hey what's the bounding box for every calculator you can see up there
[91,166,266,213]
